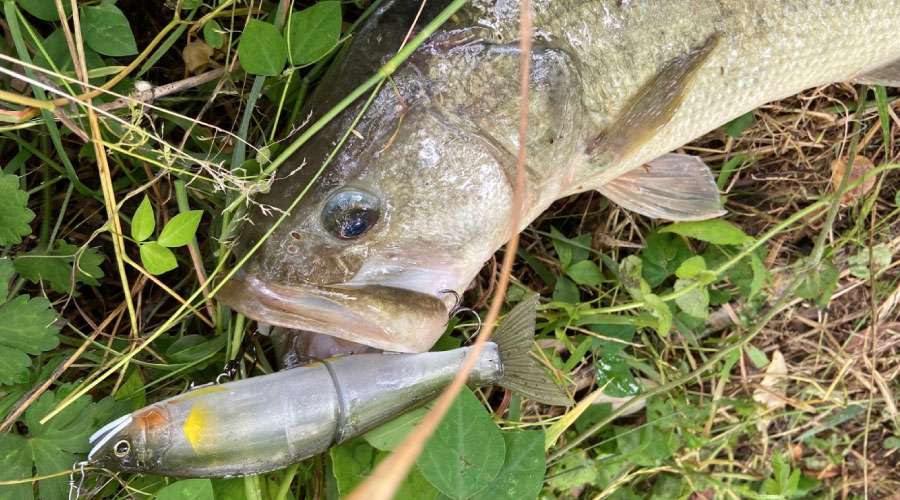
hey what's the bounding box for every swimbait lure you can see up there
[86,296,569,478]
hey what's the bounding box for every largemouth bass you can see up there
[86,297,569,477]
[220,0,900,353]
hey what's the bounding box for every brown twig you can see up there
[97,67,229,113]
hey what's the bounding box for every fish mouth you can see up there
[218,271,451,353]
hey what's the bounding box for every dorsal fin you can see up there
[587,32,723,164]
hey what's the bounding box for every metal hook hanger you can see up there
[68,460,88,500]
[439,289,483,343]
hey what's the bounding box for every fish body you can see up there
[87,298,569,477]
[220,0,900,353]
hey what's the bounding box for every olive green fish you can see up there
[221,0,900,353]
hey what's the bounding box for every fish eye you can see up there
[114,439,131,457]
[321,190,381,240]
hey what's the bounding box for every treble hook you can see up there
[68,461,88,500]
[439,289,483,343]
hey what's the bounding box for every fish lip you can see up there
[218,272,423,352]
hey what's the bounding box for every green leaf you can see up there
[673,279,709,319]
[14,241,105,295]
[0,173,35,246]
[0,259,13,304]
[238,19,287,76]
[203,20,224,50]
[33,29,104,80]
[884,437,900,449]
[643,293,672,336]
[660,220,752,246]
[640,231,691,287]
[796,259,839,309]
[16,0,71,21]
[547,452,596,491]
[0,434,31,500]
[81,4,138,56]
[590,324,636,357]
[393,468,439,500]
[717,153,748,190]
[895,189,900,208]
[287,1,342,65]
[210,478,247,500]
[156,479,214,500]
[417,387,505,500]
[550,227,572,268]
[0,295,60,385]
[596,353,640,397]
[723,111,754,137]
[0,385,128,500]
[744,345,769,370]
[115,367,146,411]
[131,195,155,242]
[140,241,177,274]
[565,260,602,286]
[848,243,891,279]
[330,438,438,500]
[552,276,579,304]
[569,233,593,264]
[617,424,680,466]
[165,335,225,364]
[158,210,202,247]
[363,405,428,451]
[747,252,768,298]
[470,431,546,500]
[619,255,650,301]
[330,438,376,495]
[675,255,706,279]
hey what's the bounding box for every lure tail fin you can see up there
[492,295,574,406]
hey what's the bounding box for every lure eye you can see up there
[114,439,131,457]
[321,190,381,240]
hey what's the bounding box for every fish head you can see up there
[220,72,516,352]
[219,35,524,352]
[219,1,583,353]
[88,406,172,473]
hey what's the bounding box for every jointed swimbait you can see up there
[86,297,569,478]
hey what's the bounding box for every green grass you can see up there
[0,1,899,500]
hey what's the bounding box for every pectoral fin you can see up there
[587,32,722,163]
[846,56,900,87]
[597,153,725,221]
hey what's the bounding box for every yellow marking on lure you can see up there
[183,403,214,452]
